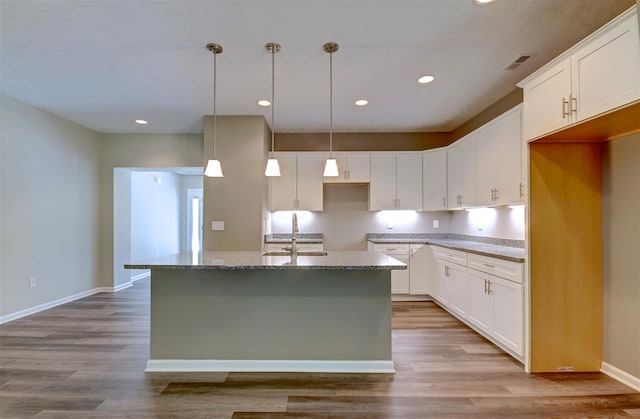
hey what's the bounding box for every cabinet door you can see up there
[391,255,410,294]
[396,153,423,210]
[422,148,447,211]
[345,153,371,183]
[467,269,493,334]
[269,153,297,211]
[447,134,477,208]
[572,15,640,122]
[409,244,429,295]
[447,263,468,318]
[296,153,323,211]
[492,276,524,356]
[434,260,450,305]
[522,58,571,141]
[496,107,523,205]
[322,154,348,183]
[369,153,397,210]
[476,125,499,206]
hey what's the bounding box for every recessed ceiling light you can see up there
[474,0,496,4]
[418,75,435,84]
[258,99,271,107]
[135,119,148,125]
[355,99,368,106]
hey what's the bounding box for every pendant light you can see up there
[323,42,340,177]
[204,43,224,178]
[264,42,281,177]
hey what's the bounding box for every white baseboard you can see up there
[0,281,132,324]
[131,271,150,282]
[601,361,640,392]
[145,359,396,374]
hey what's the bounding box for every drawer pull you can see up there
[483,263,494,268]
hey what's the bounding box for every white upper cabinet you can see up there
[422,148,448,211]
[369,152,422,210]
[269,152,323,211]
[396,153,423,210]
[571,14,639,121]
[519,8,639,141]
[476,106,524,206]
[322,152,370,183]
[447,134,477,209]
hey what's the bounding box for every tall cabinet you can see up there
[518,5,640,373]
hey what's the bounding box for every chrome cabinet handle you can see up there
[484,279,488,294]
[483,263,494,268]
[487,280,492,295]
[494,188,498,201]
[570,94,578,115]
[519,183,524,198]
[443,197,446,207]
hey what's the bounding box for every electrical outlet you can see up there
[557,366,574,372]
[211,221,225,231]
[29,277,37,288]
[433,220,439,229]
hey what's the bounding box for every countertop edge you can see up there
[368,239,525,263]
[124,264,406,271]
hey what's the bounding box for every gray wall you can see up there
[602,133,640,378]
[0,95,102,317]
[101,133,203,288]
[202,115,269,251]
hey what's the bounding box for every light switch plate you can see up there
[433,220,439,229]
[211,221,225,231]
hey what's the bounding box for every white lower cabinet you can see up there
[430,245,525,360]
[372,244,410,294]
[369,243,432,296]
[434,253,468,318]
[409,244,429,295]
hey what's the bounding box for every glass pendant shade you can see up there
[204,159,224,177]
[265,158,281,176]
[323,158,339,177]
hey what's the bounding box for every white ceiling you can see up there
[0,0,634,134]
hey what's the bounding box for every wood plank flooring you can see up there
[1,277,639,418]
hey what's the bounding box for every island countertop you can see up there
[125,251,407,271]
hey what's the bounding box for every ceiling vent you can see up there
[504,54,534,71]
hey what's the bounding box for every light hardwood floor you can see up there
[1,277,639,418]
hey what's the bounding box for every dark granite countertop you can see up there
[367,233,525,263]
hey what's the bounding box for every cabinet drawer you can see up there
[374,244,410,256]
[467,253,523,283]
[432,246,467,265]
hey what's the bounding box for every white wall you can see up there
[0,95,101,318]
[270,184,451,250]
[449,206,525,240]
[130,171,181,273]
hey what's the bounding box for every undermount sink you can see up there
[261,251,328,256]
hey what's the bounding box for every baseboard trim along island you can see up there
[125,251,406,374]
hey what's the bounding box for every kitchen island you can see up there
[125,251,406,373]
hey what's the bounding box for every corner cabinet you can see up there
[519,8,639,141]
[322,153,370,183]
[422,148,448,211]
[269,152,323,211]
[369,152,422,210]
[476,105,524,206]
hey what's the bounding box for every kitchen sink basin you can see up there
[261,251,328,256]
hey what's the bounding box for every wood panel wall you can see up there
[529,142,603,372]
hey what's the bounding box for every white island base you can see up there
[130,252,404,374]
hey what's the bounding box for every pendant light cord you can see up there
[271,46,275,156]
[213,48,217,159]
[329,49,333,158]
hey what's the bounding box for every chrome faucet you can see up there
[291,212,299,258]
